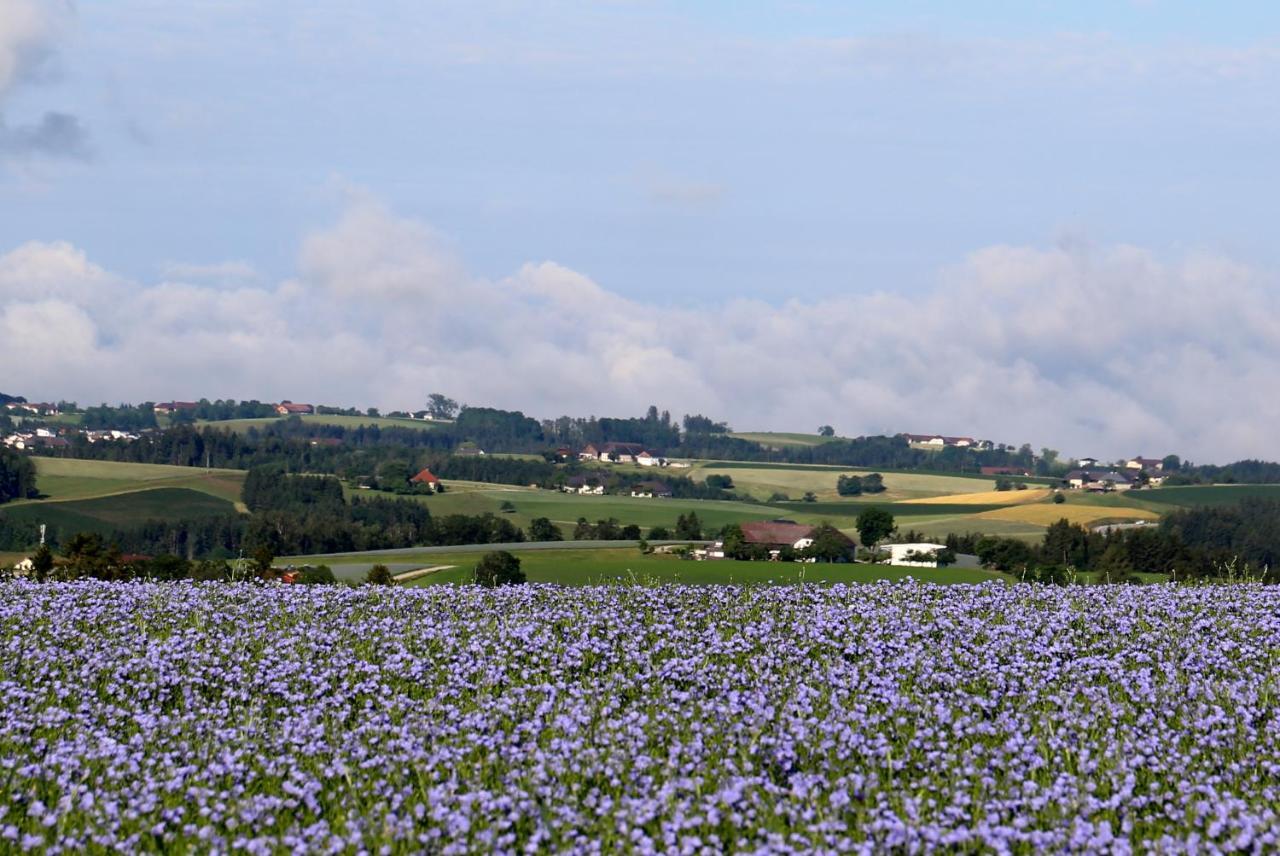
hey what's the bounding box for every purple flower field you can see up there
[2,581,1279,853]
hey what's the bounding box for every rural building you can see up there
[409,468,442,491]
[1077,457,1099,468]
[887,543,948,567]
[902,433,989,450]
[636,451,666,467]
[275,401,315,415]
[741,520,819,552]
[153,401,198,415]
[580,442,646,463]
[630,481,673,499]
[454,447,486,457]
[563,474,606,495]
[1125,457,1165,472]
[1063,469,1134,492]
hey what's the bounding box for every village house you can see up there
[5,402,59,416]
[902,433,991,450]
[635,450,666,467]
[579,442,646,463]
[563,474,606,495]
[275,401,315,416]
[887,543,948,567]
[1125,456,1165,472]
[409,468,442,492]
[629,481,673,499]
[1063,469,1134,492]
[453,446,486,457]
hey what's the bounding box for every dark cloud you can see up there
[0,110,90,160]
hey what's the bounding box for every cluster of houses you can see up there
[3,402,60,416]
[1061,456,1171,492]
[3,426,142,450]
[578,443,690,468]
[562,474,674,498]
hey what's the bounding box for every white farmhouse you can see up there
[887,543,948,567]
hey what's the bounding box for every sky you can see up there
[2,1,1279,462]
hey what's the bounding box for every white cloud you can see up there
[2,195,1278,462]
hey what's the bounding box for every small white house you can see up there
[887,543,948,568]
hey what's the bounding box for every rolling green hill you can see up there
[24,458,246,507]
[1,488,238,540]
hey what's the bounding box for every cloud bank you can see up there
[0,0,89,161]
[2,195,1277,462]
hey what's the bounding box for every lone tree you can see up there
[474,550,526,587]
[425,393,459,420]
[855,506,896,552]
[818,425,835,437]
[365,564,395,585]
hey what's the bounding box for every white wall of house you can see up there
[888,543,947,567]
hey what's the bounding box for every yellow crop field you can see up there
[901,488,1052,506]
[976,504,1158,526]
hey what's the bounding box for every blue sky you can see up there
[3,1,1280,459]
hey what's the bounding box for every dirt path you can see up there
[392,565,456,583]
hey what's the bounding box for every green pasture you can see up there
[1,488,237,539]
[397,485,781,534]
[678,461,999,502]
[307,547,1009,587]
[23,458,246,507]
[727,432,841,448]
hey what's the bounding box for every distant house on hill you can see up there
[902,433,988,450]
[409,468,442,492]
[636,450,666,467]
[1125,456,1165,472]
[153,401,198,415]
[275,401,315,416]
[563,474,606,495]
[454,447,486,457]
[630,481,673,499]
[580,442,646,463]
[1063,469,1134,492]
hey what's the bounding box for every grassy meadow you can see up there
[196,413,441,433]
[302,546,1008,587]
[1,488,237,539]
[21,458,246,507]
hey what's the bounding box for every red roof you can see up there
[276,402,314,414]
[740,520,816,546]
[410,468,440,484]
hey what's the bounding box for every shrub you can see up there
[365,564,395,586]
